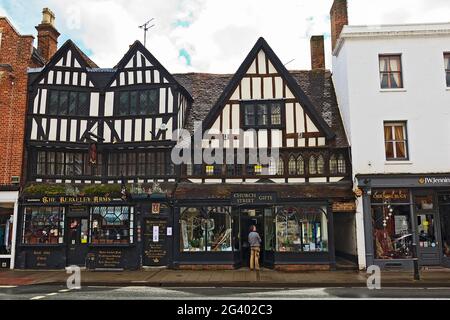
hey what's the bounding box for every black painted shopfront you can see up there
[173,183,354,270]
[16,186,175,270]
[358,174,450,270]
[15,182,355,270]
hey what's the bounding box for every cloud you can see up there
[2,0,450,72]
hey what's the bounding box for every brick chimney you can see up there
[35,8,60,63]
[310,35,325,70]
[330,0,348,52]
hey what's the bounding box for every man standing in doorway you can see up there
[248,225,262,271]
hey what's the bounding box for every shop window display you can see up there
[417,214,438,249]
[0,210,14,254]
[275,206,328,253]
[22,207,65,244]
[90,206,133,244]
[372,204,413,259]
[180,207,232,252]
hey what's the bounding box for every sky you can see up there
[1,0,449,73]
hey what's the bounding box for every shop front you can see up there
[173,183,354,271]
[358,174,450,270]
[0,191,19,269]
[16,183,175,270]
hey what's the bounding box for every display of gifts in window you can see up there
[415,195,434,210]
[275,206,328,253]
[371,199,413,260]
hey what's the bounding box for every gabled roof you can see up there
[107,40,192,101]
[30,39,98,86]
[201,37,335,139]
[174,70,348,148]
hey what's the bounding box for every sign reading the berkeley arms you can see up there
[27,196,113,205]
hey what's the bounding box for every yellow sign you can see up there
[42,196,112,204]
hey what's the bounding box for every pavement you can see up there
[1,267,450,288]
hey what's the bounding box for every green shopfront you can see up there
[358,174,450,270]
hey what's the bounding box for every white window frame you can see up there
[384,122,409,161]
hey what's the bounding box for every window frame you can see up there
[115,89,160,116]
[445,52,450,88]
[379,54,404,89]
[89,206,134,245]
[384,121,409,161]
[22,206,65,245]
[46,90,90,116]
[240,100,285,129]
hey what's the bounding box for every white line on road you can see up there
[30,296,46,300]
[0,286,17,288]
[46,293,58,296]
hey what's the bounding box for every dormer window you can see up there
[242,101,284,128]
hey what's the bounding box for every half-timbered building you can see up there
[16,36,355,271]
[172,38,355,270]
[17,40,192,269]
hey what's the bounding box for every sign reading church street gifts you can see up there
[231,192,277,205]
[28,196,112,205]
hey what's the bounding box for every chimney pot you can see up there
[330,0,348,52]
[36,7,60,63]
[41,8,55,26]
[310,35,325,70]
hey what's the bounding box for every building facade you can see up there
[17,39,191,269]
[173,37,354,271]
[0,9,50,269]
[14,32,357,270]
[331,0,450,269]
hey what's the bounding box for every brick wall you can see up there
[0,18,37,188]
[330,0,348,52]
[310,35,325,70]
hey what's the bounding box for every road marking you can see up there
[46,292,58,296]
[30,296,46,300]
[0,286,17,288]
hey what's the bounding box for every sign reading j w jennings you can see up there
[419,177,450,185]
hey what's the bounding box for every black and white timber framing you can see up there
[26,40,192,184]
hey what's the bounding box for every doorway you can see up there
[414,194,442,266]
[66,217,89,266]
[239,207,274,268]
[142,218,168,267]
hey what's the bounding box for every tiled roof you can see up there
[174,70,349,148]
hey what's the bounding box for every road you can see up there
[0,285,449,300]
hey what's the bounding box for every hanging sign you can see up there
[152,203,161,214]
